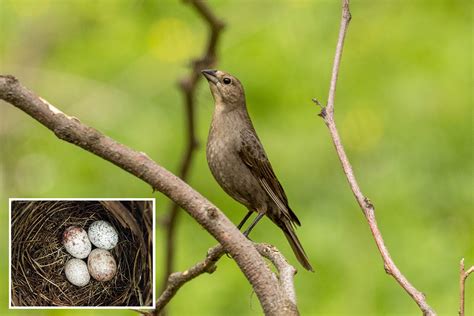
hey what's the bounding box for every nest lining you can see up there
[11,200,153,307]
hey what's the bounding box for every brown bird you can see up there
[202,69,313,271]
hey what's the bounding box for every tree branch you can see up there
[161,0,225,299]
[0,75,297,315]
[156,243,297,313]
[313,1,436,315]
[254,243,298,306]
[459,258,474,316]
[156,245,225,313]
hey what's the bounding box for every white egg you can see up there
[65,258,90,287]
[88,220,118,250]
[87,248,117,281]
[63,226,91,259]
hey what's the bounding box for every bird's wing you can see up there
[238,129,301,226]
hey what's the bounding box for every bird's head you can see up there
[201,69,245,108]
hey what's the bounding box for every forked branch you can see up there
[156,243,297,313]
[313,1,436,315]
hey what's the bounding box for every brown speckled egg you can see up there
[87,248,117,281]
[63,226,91,259]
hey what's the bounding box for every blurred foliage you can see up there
[0,0,472,315]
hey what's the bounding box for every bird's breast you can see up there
[206,115,256,208]
[206,122,241,186]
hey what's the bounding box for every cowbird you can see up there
[201,69,313,271]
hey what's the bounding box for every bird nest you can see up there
[10,200,153,307]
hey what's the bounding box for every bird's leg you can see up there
[226,211,255,259]
[243,212,265,237]
[237,210,253,230]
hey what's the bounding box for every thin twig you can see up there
[459,258,474,316]
[161,0,225,299]
[0,75,296,315]
[156,243,298,313]
[313,1,436,315]
[156,245,225,313]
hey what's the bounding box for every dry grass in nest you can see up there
[11,200,153,307]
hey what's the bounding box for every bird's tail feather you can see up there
[282,222,314,272]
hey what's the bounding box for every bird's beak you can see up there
[201,69,219,85]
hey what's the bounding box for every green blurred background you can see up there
[1,0,472,315]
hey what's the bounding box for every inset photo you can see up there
[9,199,155,308]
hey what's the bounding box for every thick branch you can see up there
[156,243,297,313]
[161,0,225,297]
[459,258,474,316]
[0,75,296,316]
[314,1,436,315]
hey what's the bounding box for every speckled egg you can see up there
[63,226,91,259]
[87,220,118,250]
[87,248,117,281]
[65,258,90,287]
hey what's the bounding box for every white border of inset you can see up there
[9,198,156,309]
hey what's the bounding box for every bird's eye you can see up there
[223,77,232,85]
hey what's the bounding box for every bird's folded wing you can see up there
[238,129,301,226]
